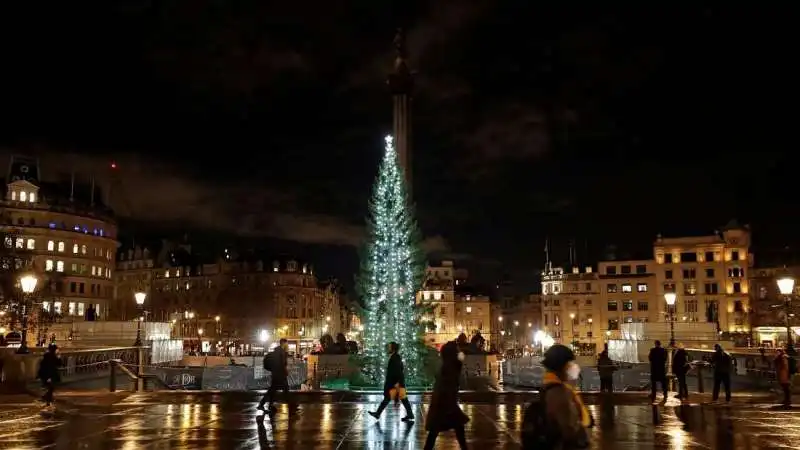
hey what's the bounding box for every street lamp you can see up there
[215,315,221,336]
[664,292,677,390]
[133,292,146,347]
[777,276,796,356]
[569,313,576,349]
[16,274,38,354]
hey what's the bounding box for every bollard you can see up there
[696,365,704,393]
[109,360,117,392]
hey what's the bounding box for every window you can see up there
[636,265,647,274]
[585,282,592,291]
[544,314,549,326]
[26,239,35,250]
[606,284,617,293]
[57,241,65,252]
[664,254,673,264]
[704,251,714,262]
[71,263,77,272]
[663,282,675,292]
[621,265,631,274]
[684,283,697,295]
[681,252,698,262]
[77,303,85,316]
[637,283,648,292]
[734,300,744,313]
[607,301,618,311]
[704,283,719,294]
[47,240,55,251]
[68,302,76,315]
[73,244,78,254]
[45,260,54,271]
[638,301,649,312]
[705,268,715,278]
[733,282,742,293]
[70,282,77,293]
[606,266,617,275]
[56,261,64,272]
[685,299,698,313]
[728,267,745,278]
[621,284,632,293]
[731,250,740,261]
[53,302,62,314]
[608,319,620,331]
[15,238,23,249]
[20,191,27,202]
[682,268,696,279]
[465,306,472,313]
[81,245,87,255]
[665,270,674,279]
[622,301,633,311]
[11,191,16,200]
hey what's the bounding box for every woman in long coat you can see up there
[424,340,469,449]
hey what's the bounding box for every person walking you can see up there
[258,338,289,412]
[775,348,792,407]
[597,344,616,393]
[424,341,469,450]
[37,343,61,409]
[672,343,690,400]
[369,341,414,422]
[711,344,732,403]
[648,340,668,403]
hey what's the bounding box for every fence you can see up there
[141,360,309,391]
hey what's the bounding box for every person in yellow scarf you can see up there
[541,344,593,448]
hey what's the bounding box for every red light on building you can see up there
[110,162,117,169]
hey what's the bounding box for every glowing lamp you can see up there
[664,292,677,306]
[778,277,795,296]
[19,274,38,294]
[134,291,146,306]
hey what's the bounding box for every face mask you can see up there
[567,362,581,380]
[457,351,465,362]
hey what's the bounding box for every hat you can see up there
[542,344,575,372]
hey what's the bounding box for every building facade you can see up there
[114,247,342,354]
[417,260,491,347]
[653,225,751,336]
[540,264,600,355]
[498,294,543,351]
[1,159,118,337]
[748,265,800,347]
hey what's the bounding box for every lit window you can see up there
[45,260,54,271]
[29,192,35,202]
[81,245,87,255]
[621,284,633,293]
[77,303,85,316]
[73,244,78,254]
[15,238,23,249]
[164,270,170,278]
[466,306,472,313]
[26,239,35,250]
[47,240,55,251]
[20,191,27,202]
[42,301,50,311]
[71,263,77,272]
[11,191,16,200]
[68,302,76,316]
[637,283,648,292]
[57,241,65,252]
[91,266,96,276]
[53,302,62,314]
[56,261,64,272]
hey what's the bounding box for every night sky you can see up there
[0,3,796,291]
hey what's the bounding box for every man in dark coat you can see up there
[368,341,414,422]
[424,341,468,449]
[37,344,61,408]
[258,338,289,412]
[648,340,668,402]
[597,344,616,393]
[672,343,690,400]
[711,343,732,402]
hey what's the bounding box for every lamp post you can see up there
[513,320,519,350]
[16,274,38,354]
[777,276,796,356]
[664,292,677,390]
[587,317,593,352]
[215,315,221,336]
[497,316,503,348]
[569,313,576,350]
[134,292,146,347]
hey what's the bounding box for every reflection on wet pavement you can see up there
[0,394,798,449]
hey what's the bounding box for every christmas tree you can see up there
[357,135,426,386]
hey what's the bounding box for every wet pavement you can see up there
[0,392,798,449]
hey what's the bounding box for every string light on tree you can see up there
[358,135,425,385]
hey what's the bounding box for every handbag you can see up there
[389,384,407,400]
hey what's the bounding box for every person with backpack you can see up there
[522,344,592,449]
[257,338,289,412]
[711,343,732,403]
